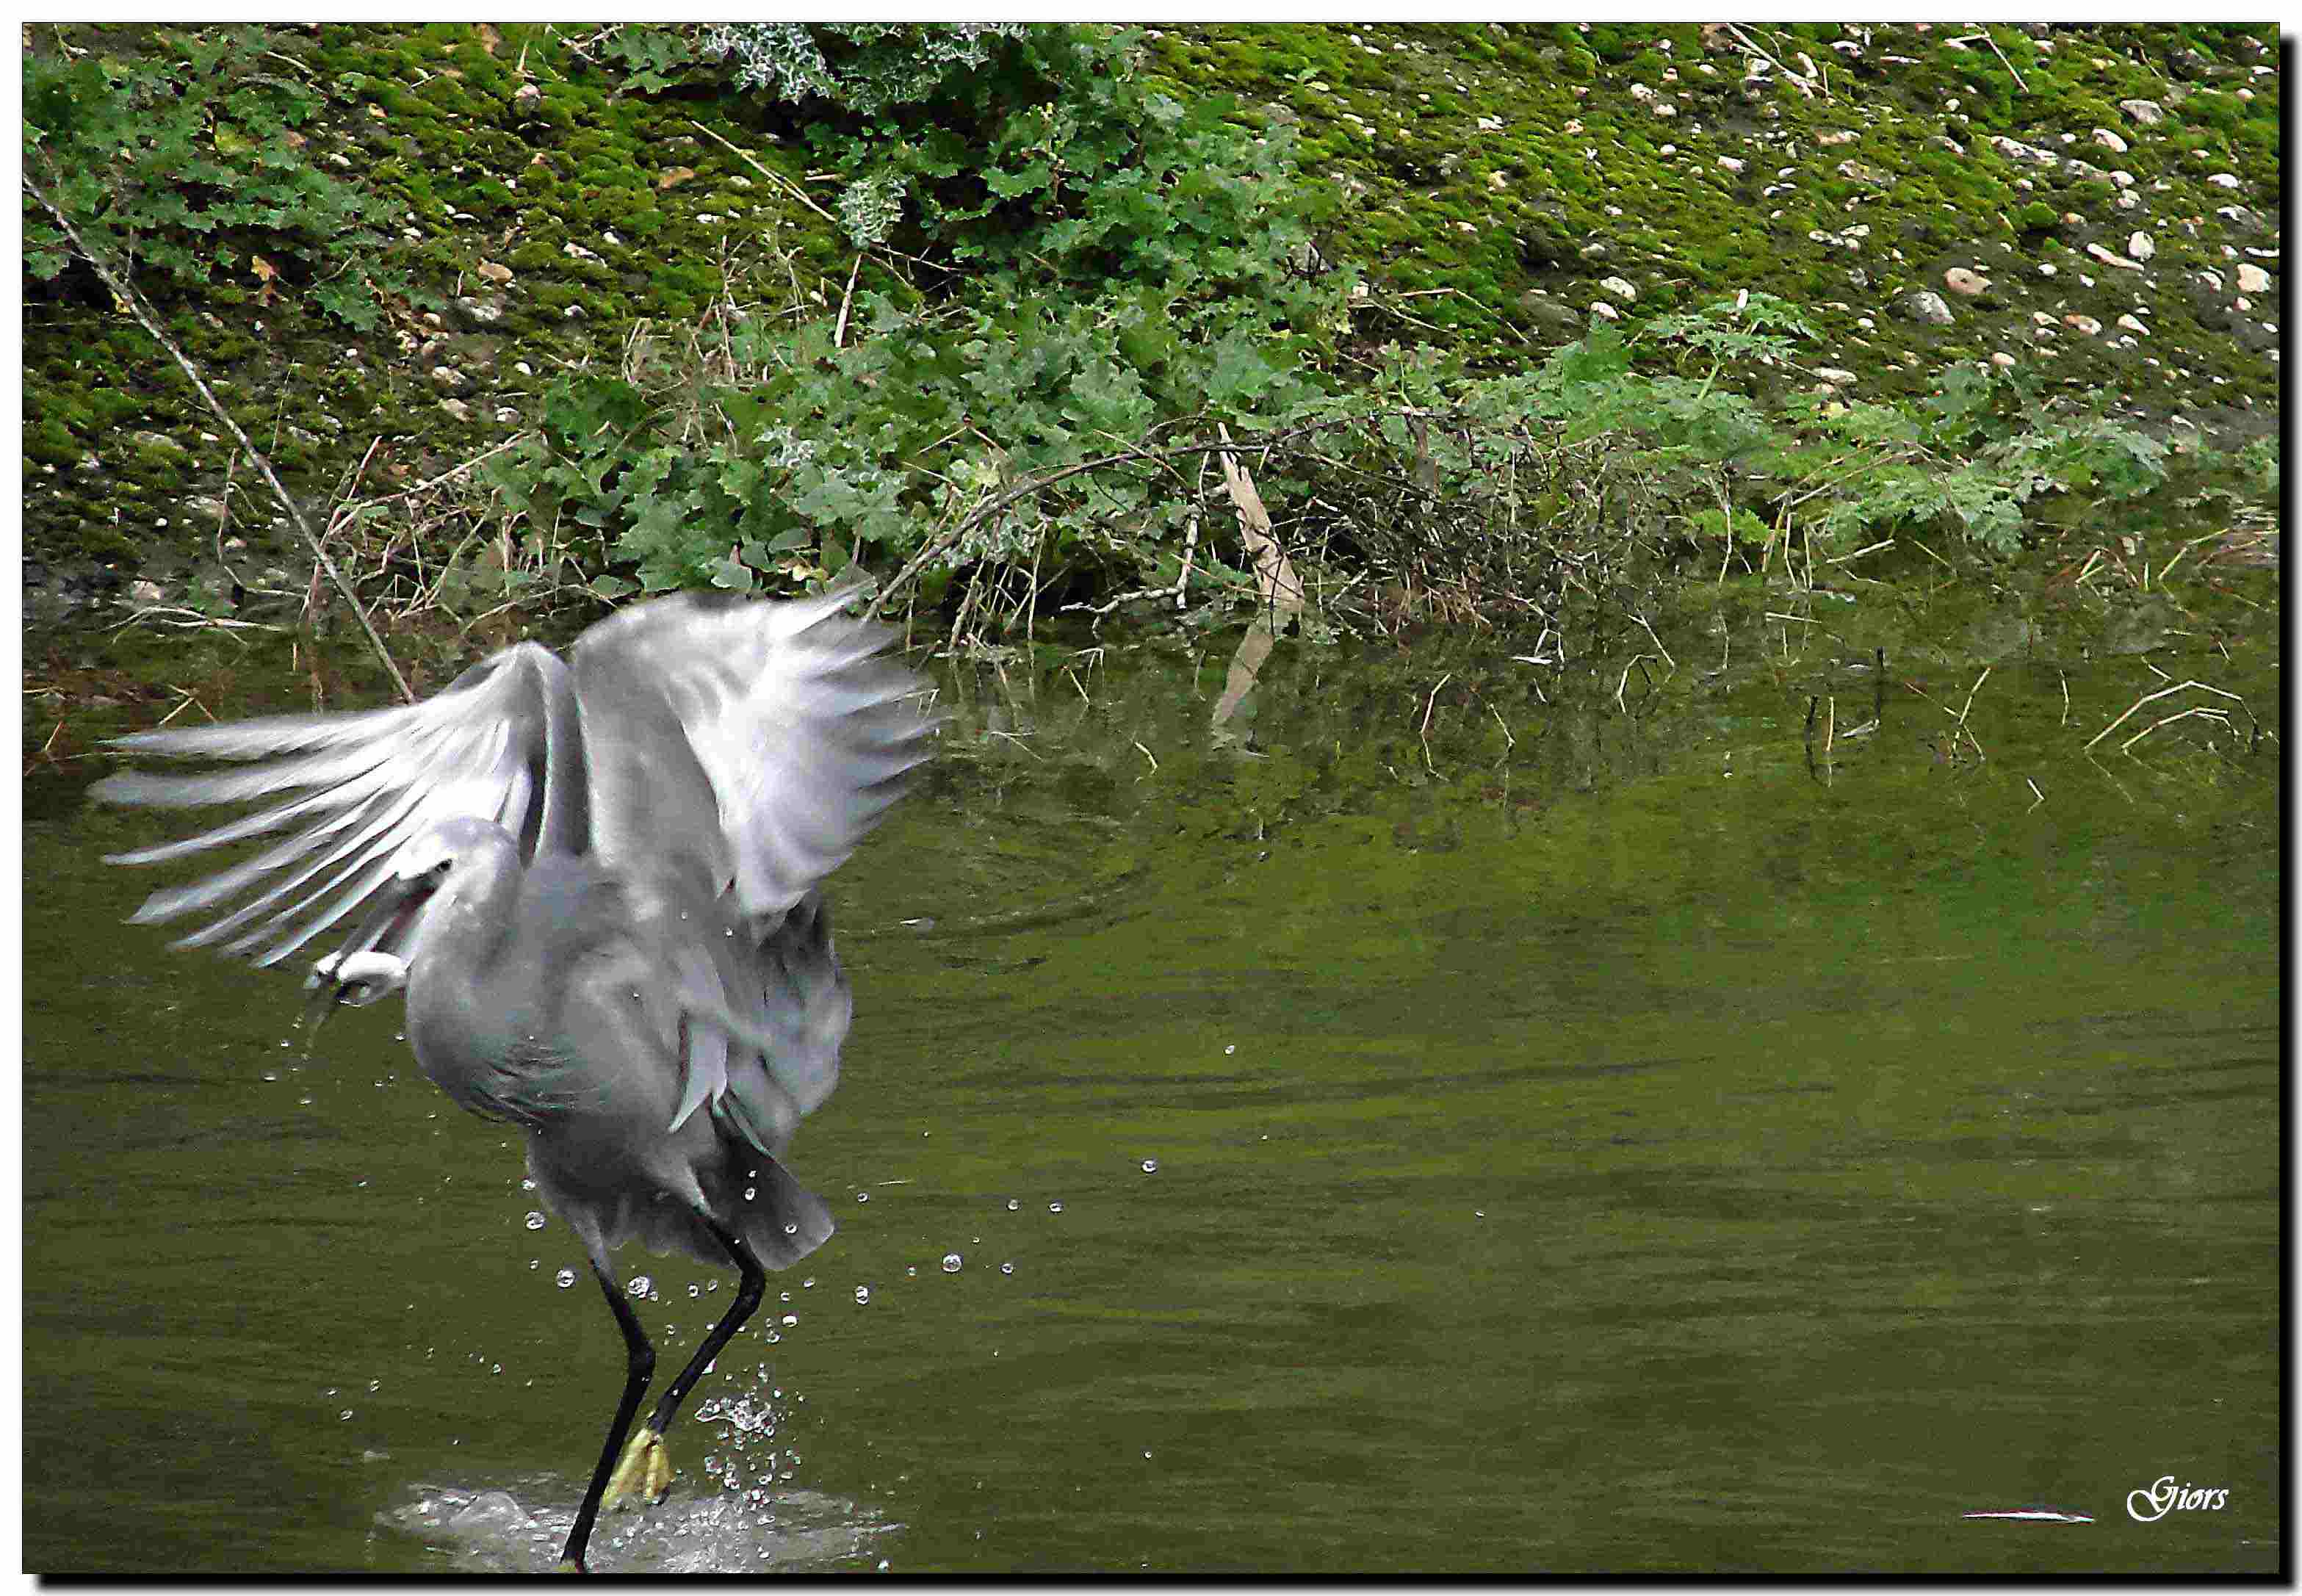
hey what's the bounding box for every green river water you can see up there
[23,585,2281,1573]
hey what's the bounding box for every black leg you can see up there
[643,1213,768,1440]
[558,1259,656,1574]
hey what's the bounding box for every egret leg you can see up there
[600,1215,767,1516]
[556,1258,657,1575]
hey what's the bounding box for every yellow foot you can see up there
[555,1556,585,1574]
[601,1425,674,1514]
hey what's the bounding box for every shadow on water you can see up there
[24,571,2281,1573]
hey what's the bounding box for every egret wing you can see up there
[91,643,589,965]
[568,585,937,925]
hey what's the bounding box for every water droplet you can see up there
[490,1363,502,1376]
[1000,1261,1015,1276]
[765,1329,781,1344]
[941,1252,962,1274]
[529,1259,539,1270]
[1048,1202,1064,1214]
[521,1178,536,1192]
[1140,1159,1159,1174]
[1225,1044,1235,1055]
[856,1191,870,1204]
[261,1072,279,1083]
[780,1314,798,1327]
[782,1221,797,1235]
[854,1286,870,1304]
[524,1210,546,1230]
[1006,1199,1020,1211]
[708,1279,720,1293]
[555,1268,577,1288]
[339,1409,355,1421]
[801,1277,815,1289]
[367,1380,381,1393]
[906,1265,917,1278]
[627,1276,652,1297]
[688,1284,701,1298]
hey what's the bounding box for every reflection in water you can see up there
[388,1480,899,1574]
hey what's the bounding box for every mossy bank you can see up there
[21,23,2281,641]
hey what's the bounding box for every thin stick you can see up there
[1955,665,1991,726]
[1628,611,1675,671]
[832,253,862,349]
[24,169,413,702]
[688,119,840,226]
[1132,740,1158,775]
[1419,673,1453,773]
[2025,777,2045,812]
[2083,679,2244,751]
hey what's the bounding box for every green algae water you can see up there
[24,593,2279,1573]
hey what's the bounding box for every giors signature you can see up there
[2126,1476,2230,1523]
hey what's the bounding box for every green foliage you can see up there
[22,25,405,328]
[503,22,1350,609]
[701,24,1026,116]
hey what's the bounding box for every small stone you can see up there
[1990,352,2016,368]
[1942,267,1991,297]
[1717,156,1744,173]
[2110,170,2135,189]
[2237,263,2271,293]
[2127,231,2156,261]
[514,81,540,106]
[1476,116,1503,131]
[2063,314,2102,336]
[439,397,472,422]
[1899,289,1955,326]
[2233,296,2251,312]
[2118,98,2165,126]
[1652,101,1676,117]
[1659,143,1676,156]
[2207,173,2240,189]
[2198,270,2224,292]
[1814,366,1858,384]
[2116,314,2148,335]
[430,365,470,393]
[129,579,165,604]
[2085,242,2143,272]
[2038,263,2057,278]
[1590,300,1621,322]
[1817,129,1857,146]
[2115,190,2140,211]
[2092,128,2129,154]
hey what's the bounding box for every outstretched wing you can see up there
[90,644,588,966]
[569,583,938,924]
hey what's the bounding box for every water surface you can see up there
[24,591,2279,1573]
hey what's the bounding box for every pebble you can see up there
[2126,231,2156,261]
[1590,301,1621,322]
[2085,242,2144,272]
[2118,98,2165,126]
[1900,289,1955,325]
[1990,352,2016,368]
[2116,314,2149,336]
[2237,263,2271,293]
[1717,156,1744,173]
[2207,173,2241,189]
[2092,128,2128,154]
[1599,276,1638,303]
[2063,314,2103,336]
[1942,267,1990,297]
